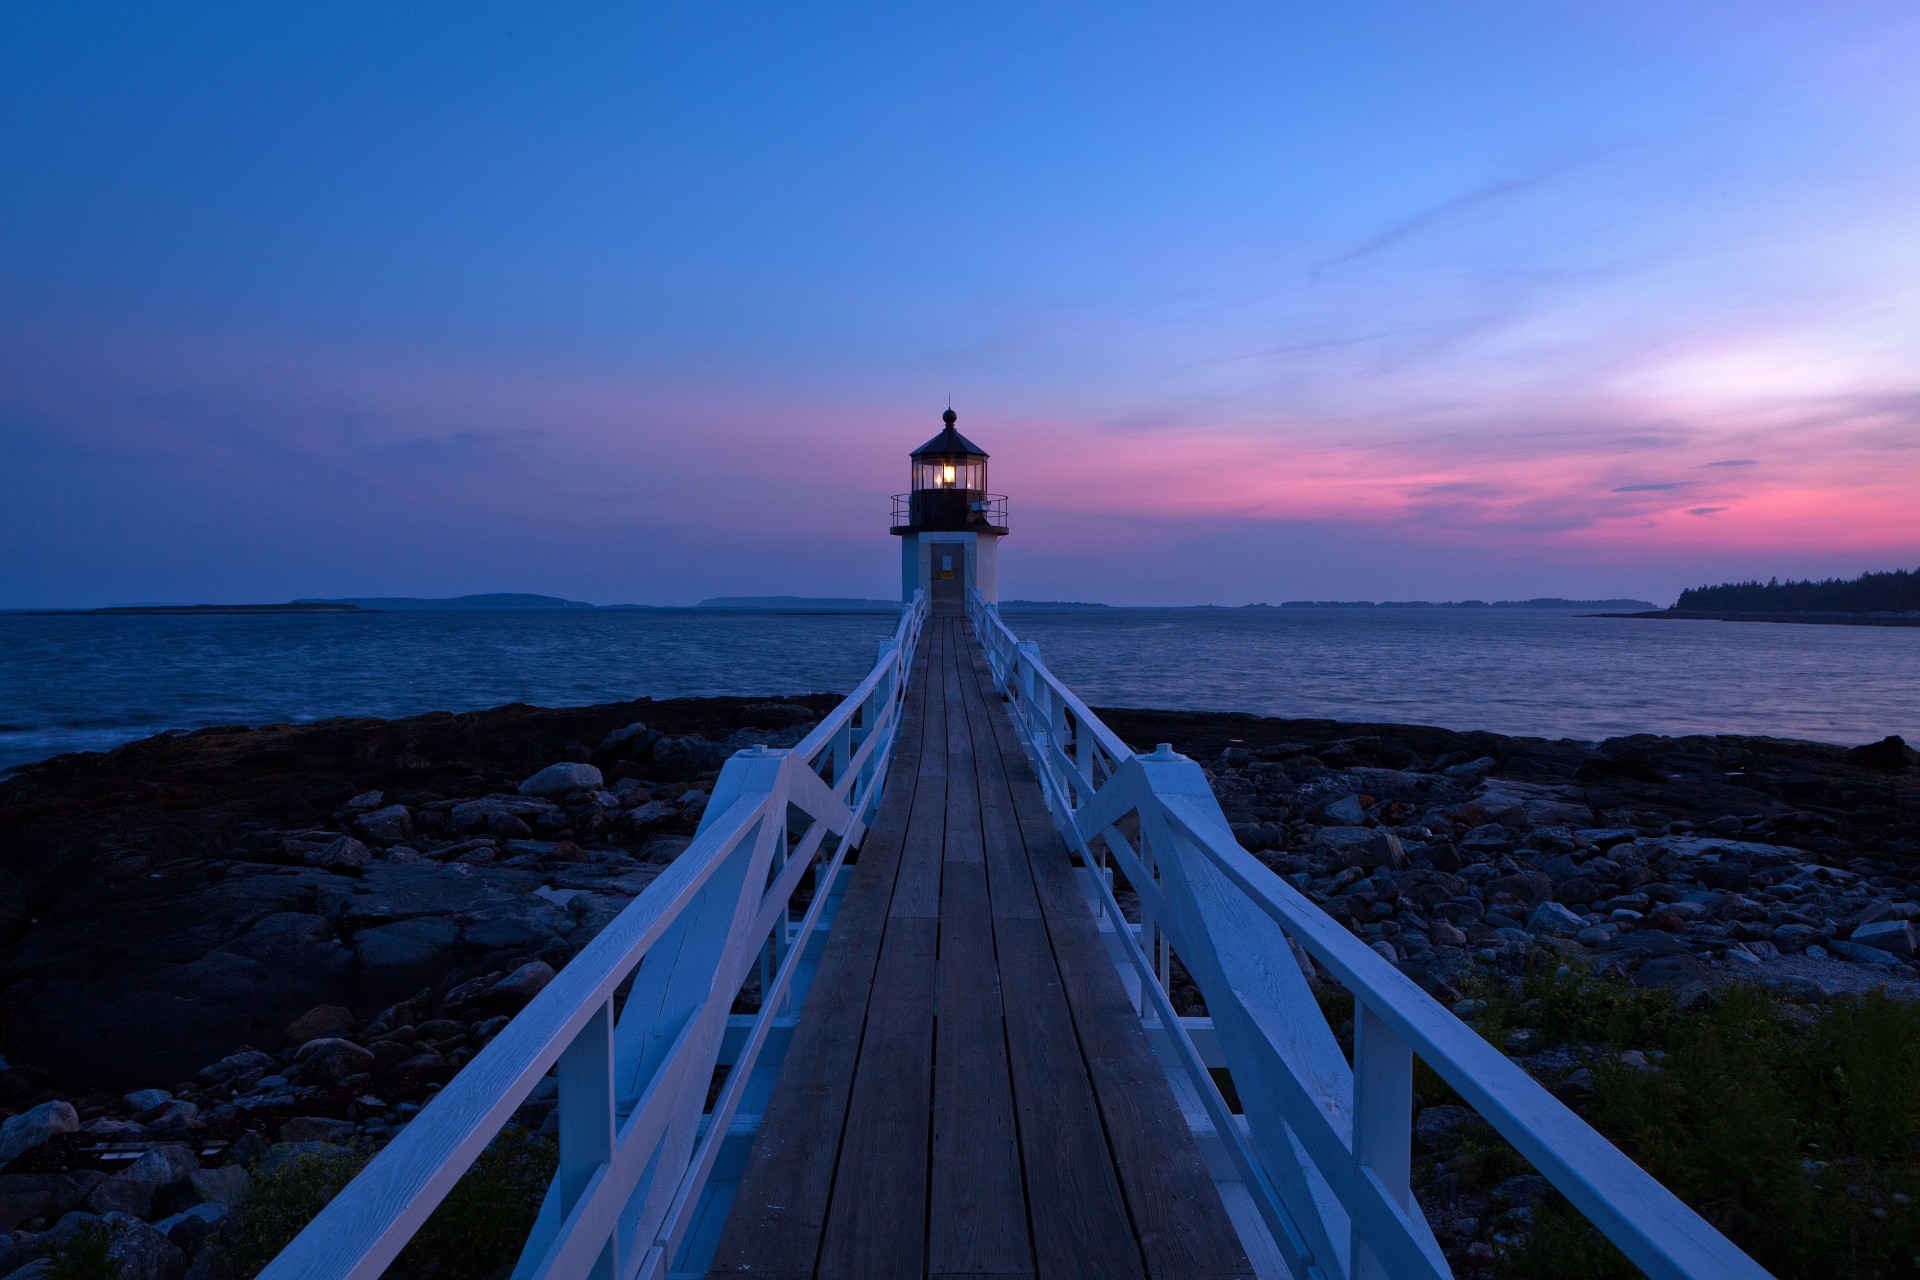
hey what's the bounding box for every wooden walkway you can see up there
[708,608,1255,1279]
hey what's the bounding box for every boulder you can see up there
[183,1165,248,1206]
[1311,826,1406,870]
[353,917,460,978]
[155,1201,226,1254]
[354,805,414,844]
[0,1101,78,1167]
[119,1144,200,1191]
[519,763,603,798]
[1527,902,1586,937]
[122,1088,173,1117]
[485,960,556,1009]
[1851,919,1917,958]
[284,1005,356,1046]
[1487,871,1554,909]
[280,1116,355,1144]
[196,1050,277,1089]
[1633,953,1711,990]
[294,1038,376,1085]
[304,837,373,874]
[1413,1104,1488,1149]
[101,1211,187,1280]
[1846,735,1917,773]
[1318,794,1367,825]
[0,1172,99,1232]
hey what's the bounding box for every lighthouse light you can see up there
[942,464,956,485]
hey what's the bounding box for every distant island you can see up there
[296,593,593,611]
[1612,567,1920,628]
[695,596,900,611]
[1266,597,1658,610]
[21,602,370,616]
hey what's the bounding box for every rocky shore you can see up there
[0,698,1914,1276]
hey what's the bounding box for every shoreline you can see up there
[0,697,1913,1271]
[1599,608,1920,627]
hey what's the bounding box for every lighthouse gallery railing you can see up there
[966,587,1768,1280]
[259,592,927,1280]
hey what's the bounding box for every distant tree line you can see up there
[1675,567,1920,613]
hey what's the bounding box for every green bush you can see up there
[391,1130,557,1280]
[201,1132,557,1280]
[46,1220,127,1280]
[1471,965,1920,1280]
[200,1148,372,1279]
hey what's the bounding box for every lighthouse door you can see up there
[929,543,965,614]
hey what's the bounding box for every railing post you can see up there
[557,998,618,1280]
[1350,1002,1415,1280]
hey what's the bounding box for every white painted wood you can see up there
[964,587,1774,1280]
[260,593,928,1280]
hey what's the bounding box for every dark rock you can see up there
[1633,953,1712,989]
[518,763,603,798]
[101,1212,186,1280]
[1847,735,1918,773]
[353,918,460,980]
[1487,871,1553,909]
[485,961,556,1009]
[1311,826,1406,869]
[353,805,414,844]
[284,1005,355,1046]
[0,1102,78,1167]
[1413,1104,1488,1149]
[305,837,373,874]
[294,1038,376,1084]
[279,1116,355,1144]
[196,1050,278,1089]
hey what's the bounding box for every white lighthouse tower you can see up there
[889,408,1009,613]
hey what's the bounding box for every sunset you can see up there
[2,7,1917,1279]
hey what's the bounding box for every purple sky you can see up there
[3,3,1917,607]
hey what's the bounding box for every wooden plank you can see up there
[816,915,939,1278]
[707,630,936,1278]
[942,622,984,866]
[963,641,1256,1279]
[929,860,1032,1277]
[891,622,949,919]
[995,914,1147,1280]
[956,632,1041,921]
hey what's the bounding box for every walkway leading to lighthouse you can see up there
[707,608,1255,1280]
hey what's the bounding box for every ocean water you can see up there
[1,606,1915,772]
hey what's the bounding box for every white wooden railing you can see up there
[261,592,929,1280]
[967,588,1770,1280]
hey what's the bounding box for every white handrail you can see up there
[965,588,1771,1280]
[262,592,928,1280]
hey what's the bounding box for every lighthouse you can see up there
[889,408,1009,612]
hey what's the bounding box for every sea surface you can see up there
[2,606,1915,772]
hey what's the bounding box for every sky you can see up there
[2,3,1917,608]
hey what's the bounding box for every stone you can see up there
[285,1005,356,1046]
[122,1088,173,1116]
[1311,826,1406,870]
[1633,953,1711,990]
[304,837,373,873]
[1487,871,1554,909]
[1832,940,1903,968]
[0,1173,97,1232]
[1851,919,1917,957]
[1443,757,1495,782]
[486,960,556,1009]
[119,1144,200,1190]
[280,1116,355,1144]
[184,1165,248,1206]
[196,1050,278,1089]
[519,763,604,798]
[1773,923,1820,953]
[337,789,385,815]
[1846,735,1917,773]
[1429,921,1467,948]
[295,1038,376,1084]
[144,1101,201,1134]
[155,1201,226,1254]
[489,811,534,839]
[354,917,460,978]
[1527,902,1586,937]
[1320,794,1367,825]
[0,1101,78,1166]
[1413,1104,1487,1149]
[1491,1174,1554,1207]
[86,1177,154,1217]
[101,1211,188,1280]
[354,805,414,844]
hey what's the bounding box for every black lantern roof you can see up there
[910,408,988,459]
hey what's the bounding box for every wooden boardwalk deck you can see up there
[708,607,1255,1279]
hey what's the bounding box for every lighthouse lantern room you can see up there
[890,408,1009,611]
